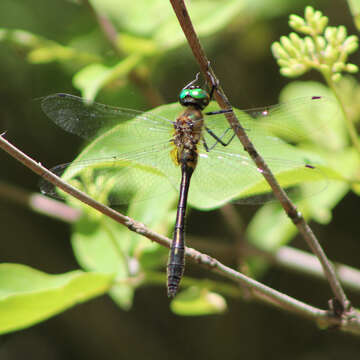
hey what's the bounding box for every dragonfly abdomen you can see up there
[167,165,193,298]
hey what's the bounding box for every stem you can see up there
[82,0,164,107]
[169,0,351,314]
[2,133,360,333]
[216,204,360,294]
[326,75,360,155]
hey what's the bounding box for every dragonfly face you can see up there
[179,85,210,110]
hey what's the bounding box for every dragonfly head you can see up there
[179,86,210,110]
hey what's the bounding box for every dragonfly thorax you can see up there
[179,85,210,110]
[172,107,204,170]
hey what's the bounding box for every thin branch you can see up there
[3,133,360,333]
[169,0,350,313]
[82,0,122,58]
[275,247,360,294]
[327,78,360,156]
[191,232,360,296]
[0,180,81,223]
[217,204,360,294]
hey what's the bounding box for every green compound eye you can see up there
[179,86,210,110]
[179,89,191,100]
[179,88,209,100]
[189,88,208,99]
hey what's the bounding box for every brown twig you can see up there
[3,133,360,333]
[169,0,350,314]
[217,204,360,293]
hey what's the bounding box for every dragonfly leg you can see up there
[207,72,219,100]
[204,126,236,150]
[205,109,233,116]
[202,137,210,152]
[182,72,200,90]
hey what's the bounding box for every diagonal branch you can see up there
[169,0,350,313]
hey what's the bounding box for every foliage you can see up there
[1,1,360,336]
[0,264,113,334]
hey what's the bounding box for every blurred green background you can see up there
[1,0,360,359]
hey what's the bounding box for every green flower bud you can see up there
[312,10,322,24]
[272,6,358,81]
[324,44,339,61]
[280,67,293,77]
[315,35,326,50]
[297,25,313,35]
[343,35,359,53]
[271,42,289,59]
[289,14,306,30]
[290,63,307,76]
[336,26,347,43]
[325,27,337,43]
[317,16,328,33]
[278,59,290,67]
[345,63,359,73]
[280,36,299,58]
[331,73,341,82]
[305,6,315,22]
[308,9,324,32]
[289,32,304,51]
[304,36,315,53]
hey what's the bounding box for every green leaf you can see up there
[89,0,244,50]
[71,216,135,310]
[246,202,297,252]
[303,148,357,223]
[348,0,360,30]
[154,1,246,49]
[126,178,176,265]
[119,33,158,56]
[0,264,113,334]
[170,287,227,316]
[73,54,142,101]
[246,179,348,254]
[0,28,100,64]
[245,0,310,18]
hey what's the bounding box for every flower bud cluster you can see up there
[271,6,358,81]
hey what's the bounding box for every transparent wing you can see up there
[40,94,182,205]
[40,140,180,205]
[40,93,173,139]
[188,148,327,209]
[204,95,339,148]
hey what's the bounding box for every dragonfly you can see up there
[40,74,333,297]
